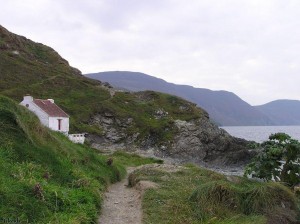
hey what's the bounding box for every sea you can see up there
[210,126,300,176]
[222,126,300,143]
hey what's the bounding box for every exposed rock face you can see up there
[167,118,254,167]
[88,114,137,149]
[154,108,168,119]
[87,113,254,167]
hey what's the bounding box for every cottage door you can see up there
[58,119,62,130]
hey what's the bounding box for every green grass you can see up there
[0,96,125,223]
[129,164,299,224]
[111,151,164,167]
[0,95,166,223]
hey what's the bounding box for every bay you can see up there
[221,126,300,143]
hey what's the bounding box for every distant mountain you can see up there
[85,71,274,126]
[255,100,300,125]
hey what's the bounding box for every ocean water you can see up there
[221,126,300,143]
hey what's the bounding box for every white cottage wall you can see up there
[20,98,49,126]
[49,117,69,134]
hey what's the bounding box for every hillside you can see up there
[0,95,164,223]
[0,25,253,166]
[0,96,123,223]
[0,25,111,133]
[0,25,200,142]
[86,71,274,126]
[255,100,300,125]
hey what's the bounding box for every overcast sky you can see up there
[1,0,299,105]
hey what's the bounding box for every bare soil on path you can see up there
[98,167,142,224]
[97,150,244,224]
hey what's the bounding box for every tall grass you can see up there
[129,164,299,224]
[190,180,297,221]
[0,95,164,223]
[0,96,124,223]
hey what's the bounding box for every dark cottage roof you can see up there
[33,99,69,117]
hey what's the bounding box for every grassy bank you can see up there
[0,96,159,223]
[110,151,164,167]
[129,164,300,224]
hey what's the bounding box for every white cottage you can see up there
[20,95,85,143]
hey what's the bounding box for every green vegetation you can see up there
[111,151,163,167]
[245,133,300,186]
[4,25,299,224]
[0,96,121,223]
[0,26,204,146]
[101,91,202,144]
[129,164,299,224]
[0,96,159,223]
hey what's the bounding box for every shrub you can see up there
[244,133,300,186]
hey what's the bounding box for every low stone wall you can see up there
[68,133,85,144]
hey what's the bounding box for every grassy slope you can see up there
[100,91,202,143]
[0,26,204,144]
[0,96,159,223]
[129,165,300,224]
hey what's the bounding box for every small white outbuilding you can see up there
[20,95,85,144]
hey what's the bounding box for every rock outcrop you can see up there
[168,118,254,166]
[88,113,136,147]
[87,112,254,167]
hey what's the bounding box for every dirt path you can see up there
[98,167,142,224]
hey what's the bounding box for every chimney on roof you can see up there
[23,95,33,102]
[47,99,54,103]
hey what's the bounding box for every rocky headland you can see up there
[87,96,255,169]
